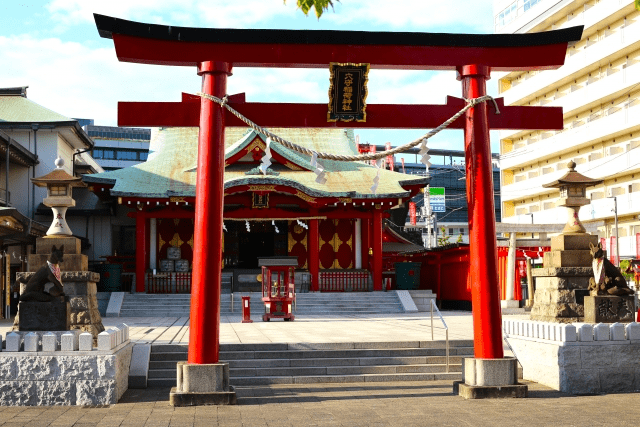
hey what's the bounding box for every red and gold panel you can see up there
[317,218,354,270]
[157,218,195,265]
[288,220,308,269]
[319,243,336,269]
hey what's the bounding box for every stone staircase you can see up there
[147,340,472,387]
[118,291,405,317]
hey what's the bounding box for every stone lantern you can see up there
[31,158,86,236]
[542,161,603,234]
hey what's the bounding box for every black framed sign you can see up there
[327,63,369,122]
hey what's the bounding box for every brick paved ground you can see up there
[1,380,639,427]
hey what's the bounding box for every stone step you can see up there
[149,355,468,371]
[149,347,473,362]
[151,341,473,352]
[148,363,462,380]
[147,371,463,387]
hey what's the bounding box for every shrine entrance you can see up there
[92,13,582,370]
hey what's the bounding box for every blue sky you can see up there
[0,1,500,157]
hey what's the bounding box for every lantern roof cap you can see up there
[31,158,86,188]
[542,161,603,189]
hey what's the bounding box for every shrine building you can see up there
[83,126,427,293]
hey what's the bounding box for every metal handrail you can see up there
[430,299,449,373]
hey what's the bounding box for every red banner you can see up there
[401,158,406,173]
[356,134,360,153]
[610,236,617,265]
[369,145,376,166]
[409,202,417,225]
[385,142,394,171]
[636,233,640,259]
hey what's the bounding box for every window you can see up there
[116,150,137,160]
[524,0,540,12]
[139,151,148,161]
[92,149,103,159]
[102,150,115,159]
[49,185,67,196]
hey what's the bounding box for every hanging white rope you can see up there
[296,219,308,230]
[197,91,499,191]
[310,152,327,185]
[197,92,499,162]
[370,159,383,194]
[259,137,273,175]
[272,220,279,234]
[419,138,431,168]
[223,223,227,232]
[245,220,250,232]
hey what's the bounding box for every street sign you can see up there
[430,187,445,212]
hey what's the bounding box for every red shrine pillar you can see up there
[308,219,319,292]
[361,218,370,269]
[372,209,383,291]
[457,64,503,359]
[135,213,147,293]
[188,61,232,365]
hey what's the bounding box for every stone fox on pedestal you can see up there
[588,242,634,296]
[13,245,65,302]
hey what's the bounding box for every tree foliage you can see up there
[285,0,338,18]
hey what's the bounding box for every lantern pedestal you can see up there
[530,234,599,323]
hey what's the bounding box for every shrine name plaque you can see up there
[584,295,635,323]
[328,63,369,122]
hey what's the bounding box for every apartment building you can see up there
[495,0,640,258]
[81,123,151,171]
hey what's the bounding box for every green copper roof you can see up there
[83,127,427,199]
[0,95,74,124]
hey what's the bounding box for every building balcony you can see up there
[501,15,640,110]
[501,102,640,171]
[502,144,640,202]
[503,192,640,257]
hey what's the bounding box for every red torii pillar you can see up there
[94,14,582,366]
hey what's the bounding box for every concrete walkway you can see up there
[2,312,640,425]
[1,381,639,426]
[2,311,515,346]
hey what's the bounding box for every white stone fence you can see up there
[503,319,640,343]
[2,324,129,353]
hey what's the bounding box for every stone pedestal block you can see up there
[531,267,592,323]
[584,295,635,323]
[170,362,237,406]
[18,299,70,331]
[28,254,87,272]
[453,357,527,399]
[14,272,104,342]
[550,234,598,251]
[36,236,81,255]
[543,250,592,268]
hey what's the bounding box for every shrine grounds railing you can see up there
[318,270,370,292]
[146,272,192,293]
[430,299,449,373]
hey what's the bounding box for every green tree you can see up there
[437,226,451,247]
[285,0,338,18]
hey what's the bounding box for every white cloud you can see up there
[325,0,494,32]
[45,0,298,29]
[44,0,494,32]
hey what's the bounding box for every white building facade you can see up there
[495,0,640,258]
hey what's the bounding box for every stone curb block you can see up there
[503,319,640,344]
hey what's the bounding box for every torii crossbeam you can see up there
[94,14,582,369]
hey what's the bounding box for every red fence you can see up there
[146,272,192,293]
[318,270,369,292]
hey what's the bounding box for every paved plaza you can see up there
[2,312,640,426]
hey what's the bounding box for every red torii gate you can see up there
[94,14,582,365]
